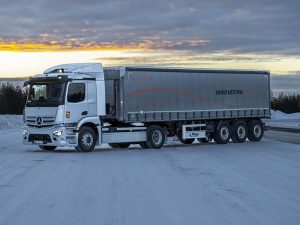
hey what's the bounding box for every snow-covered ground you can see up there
[0,115,23,130]
[264,110,300,128]
[0,115,299,225]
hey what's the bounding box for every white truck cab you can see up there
[23,63,108,151]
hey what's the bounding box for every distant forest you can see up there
[0,83,299,115]
[0,83,27,114]
[271,93,300,114]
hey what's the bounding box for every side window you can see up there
[67,83,85,103]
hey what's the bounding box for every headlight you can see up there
[23,130,27,135]
[53,130,63,137]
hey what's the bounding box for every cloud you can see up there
[0,37,210,51]
[0,0,299,54]
[271,74,300,96]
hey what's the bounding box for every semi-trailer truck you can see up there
[23,63,271,152]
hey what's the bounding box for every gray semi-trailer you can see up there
[23,63,270,152]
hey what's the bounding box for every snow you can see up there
[264,110,300,128]
[0,116,299,225]
[271,110,300,120]
[0,115,23,129]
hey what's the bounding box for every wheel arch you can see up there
[76,117,100,144]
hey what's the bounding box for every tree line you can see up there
[0,83,27,114]
[271,93,300,114]
[0,82,299,114]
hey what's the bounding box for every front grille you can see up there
[28,134,52,143]
[26,116,55,127]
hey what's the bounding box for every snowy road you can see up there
[0,128,299,225]
[265,130,300,144]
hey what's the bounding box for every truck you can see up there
[23,63,271,152]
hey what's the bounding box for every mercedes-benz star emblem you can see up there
[36,116,43,126]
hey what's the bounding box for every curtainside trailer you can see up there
[23,63,270,152]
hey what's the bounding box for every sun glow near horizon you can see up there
[1,49,300,78]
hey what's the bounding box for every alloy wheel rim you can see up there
[253,124,262,138]
[152,130,162,145]
[220,126,229,140]
[82,132,93,148]
[237,125,246,139]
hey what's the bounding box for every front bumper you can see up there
[23,125,78,147]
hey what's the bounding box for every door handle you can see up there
[81,111,88,115]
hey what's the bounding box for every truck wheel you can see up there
[39,145,57,151]
[77,126,96,152]
[197,138,209,143]
[214,121,231,144]
[147,125,166,149]
[248,120,264,142]
[109,143,131,148]
[231,121,247,143]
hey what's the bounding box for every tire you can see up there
[108,143,131,148]
[77,126,96,152]
[146,125,166,149]
[213,121,231,144]
[197,138,209,143]
[39,145,57,151]
[231,121,247,143]
[248,120,264,142]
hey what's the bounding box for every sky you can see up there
[0,0,300,94]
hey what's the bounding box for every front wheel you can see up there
[76,126,96,152]
[39,145,57,151]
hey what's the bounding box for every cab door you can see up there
[65,81,88,124]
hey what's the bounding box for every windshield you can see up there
[26,83,65,107]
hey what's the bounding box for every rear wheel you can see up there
[231,121,247,143]
[77,126,96,152]
[146,125,166,149]
[39,145,57,151]
[248,120,264,142]
[214,121,231,144]
[109,143,131,148]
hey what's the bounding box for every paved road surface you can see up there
[0,128,299,225]
[265,129,300,144]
